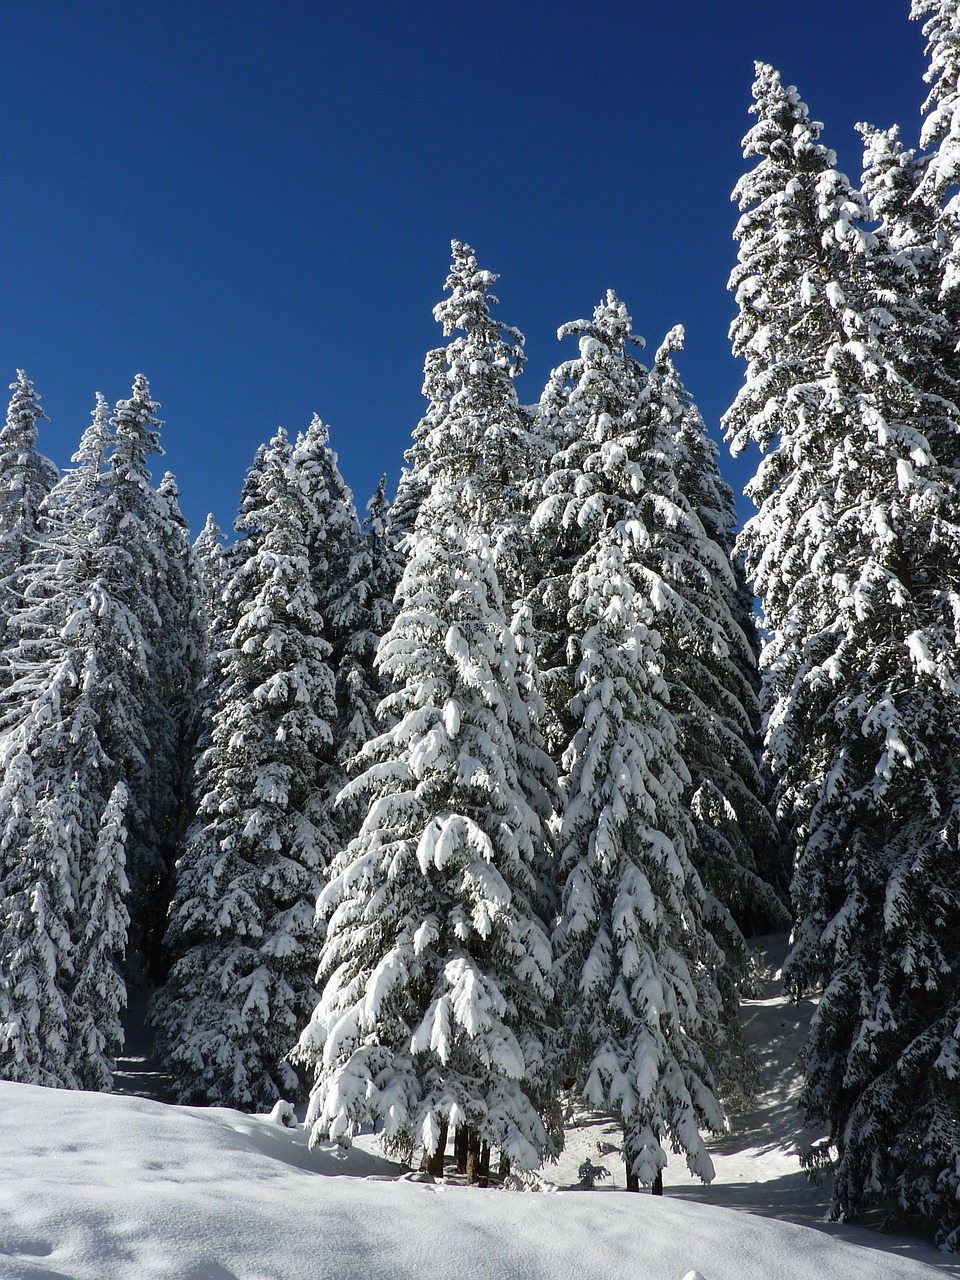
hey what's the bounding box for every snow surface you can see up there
[0,939,957,1280]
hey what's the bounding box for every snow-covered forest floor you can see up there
[0,937,956,1280]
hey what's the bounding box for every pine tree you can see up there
[70,783,131,1091]
[0,396,133,1089]
[100,378,199,980]
[0,372,57,682]
[335,475,403,769]
[653,329,786,941]
[419,243,558,870]
[531,293,728,1189]
[294,245,558,1176]
[290,417,364,862]
[192,513,229,633]
[419,242,536,587]
[294,500,558,1173]
[913,0,960,296]
[727,63,960,1245]
[0,754,77,1087]
[153,429,337,1109]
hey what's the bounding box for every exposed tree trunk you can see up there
[455,1125,469,1175]
[652,1168,663,1196]
[478,1140,491,1188]
[498,1151,510,1180]
[625,1165,640,1193]
[419,1119,448,1176]
[465,1128,482,1185]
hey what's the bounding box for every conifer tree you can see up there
[0,396,133,1089]
[290,417,364,860]
[0,372,57,682]
[70,782,130,1091]
[913,0,960,295]
[727,63,960,1245]
[0,756,77,1087]
[192,513,229,629]
[653,330,786,936]
[295,244,558,1177]
[531,293,728,1189]
[295,499,558,1173]
[153,429,337,1108]
[421,243,558,849]
[335,475,403,768]
[100,378,199,979]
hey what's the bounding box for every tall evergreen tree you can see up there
[415,241,559,887]
[334,475,403,769]
[294,245,558,1177]
[153,429,337,1108]
[100,378,199,979]
[0,372,57,683]
[192,513,229,630]
[294,497,558,1173]
[0,395,133,1089]
[290,417,364,861]
[531,293,728,1189]
[653,329,786,935]
[0,757,77,1087]
[70,782,130,1091]
[913,0,960,296]
[727,63,960,1246]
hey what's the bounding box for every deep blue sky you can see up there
[4,1,929,537]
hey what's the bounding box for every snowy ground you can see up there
[0,938,958,1280]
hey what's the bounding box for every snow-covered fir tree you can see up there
[294,501,559,1175]
[419,243,558,863]
[0,395,134,1089]
[727,62,960,1245]
[333,475,403,772]
[912,0,960,298]
[531,292,729,1190]
[191,512,229,635]
[100,379,201,980]
[294,245,558,1179]
[70,782,130,1091]
[153,428,338,1109]
[289,417,366,861]
[0,372,57,686]
[652,330,787,943]
[0,759,78,1088]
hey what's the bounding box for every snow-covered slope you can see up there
[0,937,956,1279]
[0,1081,949,1280]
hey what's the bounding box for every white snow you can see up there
[0,938,955,1280]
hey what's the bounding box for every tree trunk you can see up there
[625,1164,640,1192]
[478,1140,491,1188]
[419,1119,448,1177]
[455,1125,469,1175]
[651,1168,663,1196]
[465,1129,482,1184]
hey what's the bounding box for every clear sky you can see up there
[4,0,929,537]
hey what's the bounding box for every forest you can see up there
[3,0,960,1255]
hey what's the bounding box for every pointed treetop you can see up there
[195,511,223,546]
[741,62,829,164]
[557,288,645,353]
[433,239,525,370]
[71,394,113,470]
[1,371,48,450]
[109,375,163,483]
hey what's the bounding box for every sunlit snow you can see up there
[0,939,953,1280]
